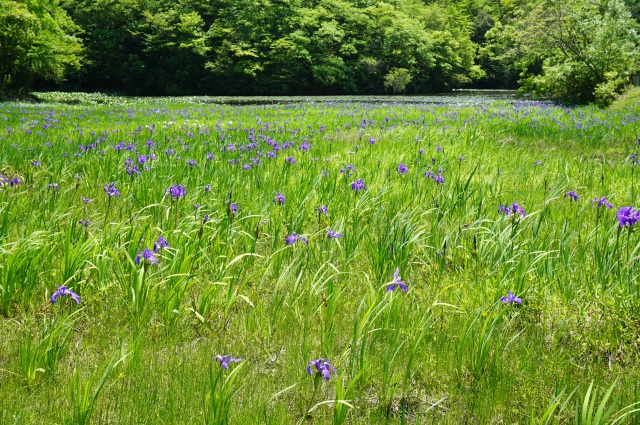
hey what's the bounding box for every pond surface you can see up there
[34,89,528,106]
[168,90,524,105]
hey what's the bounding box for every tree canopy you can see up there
[0,0,82,96]
[1,0,639,103]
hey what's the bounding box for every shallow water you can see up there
[34,89,527,106]
[161,90,524,105]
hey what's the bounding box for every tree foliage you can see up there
[0,0,82,96]
[2,0,639,100]
[515,0,640,104]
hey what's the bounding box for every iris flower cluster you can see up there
[166,184,186,199]
[286,232,308,245]
[616,206,640,227]
[424,171,445,184]
[351,179,366,191]
[499,202,526,217]
[103,182,120,197]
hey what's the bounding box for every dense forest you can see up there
[1,0,640,103]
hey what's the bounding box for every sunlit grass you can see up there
[0,95,640,423]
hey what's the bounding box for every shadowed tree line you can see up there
[1,0,639,103]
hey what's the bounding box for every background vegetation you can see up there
[1,0,639,102]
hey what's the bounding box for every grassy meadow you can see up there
[1,93,640,424]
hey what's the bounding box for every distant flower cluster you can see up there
[424,171,445,184]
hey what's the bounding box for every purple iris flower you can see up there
[166,185,186,199]
[273,192,285,205]
[436,145,442,152]
[32,160,41,167]
[79,219,91,227]
[202,214,210,224]
[500,291,522,305]
[499,203,526,217]
[592,197,613,209]
[432,174,445,184]
[154,236,169,253]
[512,203,526,217]
[47,183,59,192]
[419,149,425,155]
[396,163,408,174]
[564,191,578,201]
[285,156,296,165]
[327,229,343,239]
[187,160,199,167]
[81,197,93,204]
[126,165,141,176]
[229,203,239,214]
[104,183,120,197]
[135,248,158,265]
[351,179,366,191]
[369,137,375,145]
[340,164,356,175]
[214,354,244,369]
[194,203,200,211]
[51,286,80,304]
[616,206,640,227]
[316,205,328,217]
[300,141,310,151]
[306,358,336,382]
[204,185,211,193]
[285,232,308,245]
[386,268,407,292]
[285,233,298,245]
